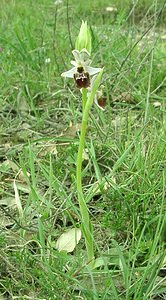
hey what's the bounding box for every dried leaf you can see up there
[18,170,30,182]
[38,143,58,157]
[2,159,19,172]
[61,123,82,138]
[0,215,14,227]
[153,101,161,107]
[91,179,113,195]
[0,197,16,208]
[12,182,30,193]
[56,228,81,253]
[17,93,30,111]
[106,6,117,12]
[14,180,23,219]
[1,160,30,182]
[82,149,89,161]
[92,256,109,269]
[112,92,135,104]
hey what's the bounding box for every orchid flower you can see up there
[61,48,101,88]
[60,20,104,265]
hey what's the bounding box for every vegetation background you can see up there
[0,0,165,299]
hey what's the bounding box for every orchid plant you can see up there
[61,21,104,265]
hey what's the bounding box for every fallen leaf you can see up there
[56,228,81,253]
[61,123,82,138]
[153,101,161,107]
[17,92,30,111]
[0,215,14,227]
[38,143,58,157]
[1,160,30,182]
[92,179,114,195]
[82,149,89,161]
[18,169,30,182]
[161,34,166,40]
[92,256,109,269]
[112,92,135,104]
[0,197,16,208]
[106,6,117,12]
[14,180,23,219]
[2,159,19,172]
[15,183,30,193]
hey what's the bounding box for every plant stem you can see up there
[76,70,103,262]
[77,88,93,261]
[82,88,87,111]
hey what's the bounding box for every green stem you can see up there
[77,89,93,261]
[82,88,87,111]
[76,70,103,262]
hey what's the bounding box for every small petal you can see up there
[80,48,90,56]
[71,60,78,66]
[80,49,91,65]
[72,50,81,63]
[72,49,91,66]
[90,74,98,87]
[85,66,102,76]
[61,67,76,78]
[80,49,90,62]
[81,58,92,66]
[94,96,105,111]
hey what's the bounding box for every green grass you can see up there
[0,0,166,299]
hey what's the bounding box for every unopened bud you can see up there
[75,20,91,54]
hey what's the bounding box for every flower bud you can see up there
[75,20,91,54]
